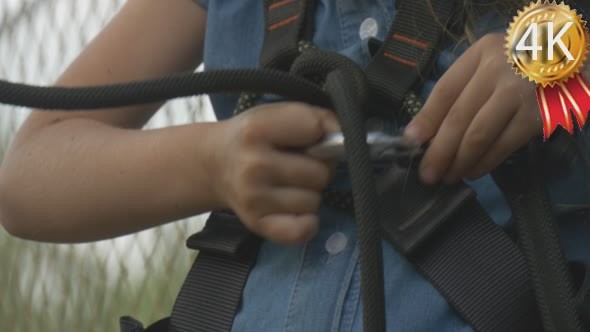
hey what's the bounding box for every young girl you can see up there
[1,0,589,330]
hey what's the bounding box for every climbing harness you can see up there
[1,0,590,331]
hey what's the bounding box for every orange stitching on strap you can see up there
[383,52,417,67]
[269,0,295,11]
[391,34,429,50]
[268,14,299,31]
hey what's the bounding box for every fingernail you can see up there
[404,122,424,144]
[420,166,438,184]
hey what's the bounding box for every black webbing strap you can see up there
[578,266,590,330]
[120,317,170,332]
[260,0,317,69]
[365,0,461,112]
[167,212,261,332]
[377,167,542,332]
[571,262,590,330]
[235,0,318,113]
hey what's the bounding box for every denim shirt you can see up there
[195,1,590,331]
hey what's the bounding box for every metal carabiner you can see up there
[306,131,424,162]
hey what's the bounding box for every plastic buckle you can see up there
[186,211,261,260]
[377,167,475,255]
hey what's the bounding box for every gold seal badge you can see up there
[506,1,588,87]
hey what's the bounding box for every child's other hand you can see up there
[210,103,340,245]
[403,33,542,184]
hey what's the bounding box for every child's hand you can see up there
[403,33,542,184]
[210,103,340,245]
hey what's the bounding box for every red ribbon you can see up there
[536,73,590,139]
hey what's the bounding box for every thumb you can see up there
[317,108,341,134]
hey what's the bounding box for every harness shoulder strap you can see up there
[168,212,261,332]
[119,212,259,332]
[260,0,317,69]
[365,0,462,114]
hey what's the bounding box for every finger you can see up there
[252,188,322,217]
[317,108,341,134]
[404,45,482,143]
[255,213,319,245]
[419,65,495,184]
[466,106,542,179]
[246,103,338,148]
[270,188,322,214]
[444,89,519,182]
[271,152,333,190]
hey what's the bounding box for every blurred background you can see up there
[0,0,213,330]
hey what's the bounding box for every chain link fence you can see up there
[0,1,212,330]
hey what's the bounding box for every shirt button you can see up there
[359,17,379,40]
[325,232,348,255]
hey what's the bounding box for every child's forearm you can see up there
[0,118,223,243]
